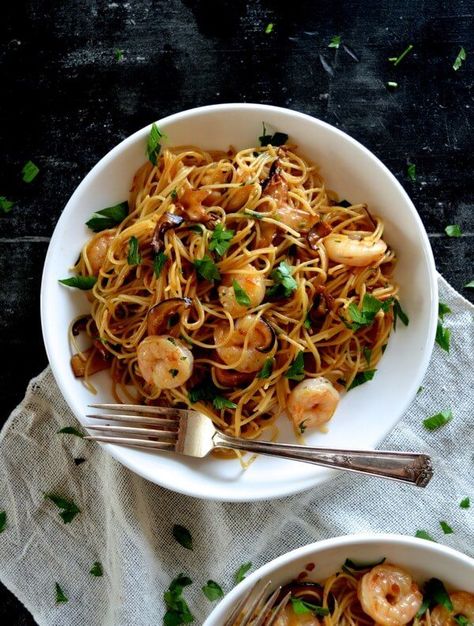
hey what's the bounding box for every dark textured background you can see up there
[1,0,473,622]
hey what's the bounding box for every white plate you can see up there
[204,533,474,625]
[41,104,438,501]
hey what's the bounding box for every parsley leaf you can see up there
[164,574,194,626]
[423,409,452,431]
[258,123,289,146]
[348,294,392,330]
[464,280,474,289]
[407,162,416,182]
[268,261,297,298]
[453,46,466,71]
[243,209,263,220]
[202,580,224,601]
[173,524,193,550]
[418,578,453,616]
[127,236,141,265]
[439,520,454,534]
[363,347,372,365]
[455,616,469,626]
[232,279,251,307]
[438,302,452,320]
[147,123,166,166]
[194,255,220,281]
[460,497,470,509]
[22,160,39,183]
[257,358,274,379]
[153,252,168,277]
[114,48,124,61]
[435,321,451,352]
[0,511,6,533]
[285,351,305,381]
[445,224,462,237]
[264,23,274,34]
[74,458,86,466]
[234,562,252,584]
[213,395,237,410]
[348,369,376,390]
[57,426,84,438]
[209,223,234,256]
[328,35,341,48]
[303,313,311,330]
[55,582,68,604]
[188,381,216,404]
[0,196,14,213]
[90,561,103,576]
[85,201,128,232]
[343,557,385,571]
[44,493,80,524]
[388,44,413,66]
[387,81,398,88]
[291,598,330,616]
[415,530,436,542]
[58,275,97,290]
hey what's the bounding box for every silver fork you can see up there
[84,404,433,487]
[223,580,291,626]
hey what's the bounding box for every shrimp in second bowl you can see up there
[287,377,339,431]
[137,335,193,389]
[324,233,387,267]
[218,264,266,318]
[358,563,423,626]
[214,314,276,373]
[430,591,474,626]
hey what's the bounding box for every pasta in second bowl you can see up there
[41,104,437,501]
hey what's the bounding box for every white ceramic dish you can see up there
[204,533,474,625]
[41,103,438,501]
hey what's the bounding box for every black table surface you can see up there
[1,1,473,623]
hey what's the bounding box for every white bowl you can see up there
[204,533,474,625]
[41,104,438,501]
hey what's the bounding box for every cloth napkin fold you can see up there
[0,274,473,626]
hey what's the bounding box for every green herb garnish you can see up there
[194,255,220,281]
[44,493,80,524]
[407,162,416,182]
[0,196,14,213]
[439,521,454,534]
[387,81,398,88]
[347,294,392,330]
[232,279,251,307]
[343,557,385,571]
[147,122,166,166]
[173,524,193,550]
[303,313,312,330]
[415,530,436,542]
[268,261,297,298]
[153,252,168,277]
[90,561,103,576]
[202,580,224,601]
[213,395,237,410]
[454,616,469,626]
[363,347,372,365]
[164,574,194,625]
[22,160,39,183]
[264,23,274,34]
[348,369,376,390]
[74,458,86,466]
[445,224,462,237]
[388,44,413,66]
[57,426,84,438]
[435,321,451,352]
[209,223,234,256]
[257,358,274,379]
[328,35,341,49]
[460,497,470,508]
[417,578,453,617]
[55,582,68,604]
[291,597,329,616]
[188,381,216,403]
[258,123,289,147]
[464,280,474,289]
[58,275,97,290]
[114,48,124,61]
[234,562,252,584]
[423,409,452,431]
[127,236,141,265]
[438,302,452,320]
[85,201,128,232]
[0,511,6,533]
[453,47,466,71]
[285,351,305,381]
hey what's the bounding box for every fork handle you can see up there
[212,433,433,487]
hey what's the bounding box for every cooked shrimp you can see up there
[214,314,276,373]
[358,563,423,626]
[200,166,229,205]
[287,377,339,430]
[274,605,320,626]
[137,335,193,389]
[218,264,266,317]
[86,231,115,275]
[324,234,387,267]
[430,591,474,626]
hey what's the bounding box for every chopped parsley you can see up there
[455,616,469,626]
[348,369,376,390]
[268,261,297,298]
[439,521,454,534]
[234,562,252,584]
[169,369,179,378]
[44,493,80,524]
[347,294,392,330]
[328,35,341,49]
[393,299,409,328]
[55,582,68,604]
[153,252,168,277]
[202,580,224,601]
[114,48,124,61]
[285,351,305,381]
[213,395,237,410]
[438,302,452,320]
[147,122,166,166]
[188,381,216,403]
[90,561,103,576]
[435,321,451,352]
[0,511,6,533]
[127,236,141,265]
[407,162,416,182]
[465,280,474,289]
[343,557,385,571]
[22,160,39,183]
[264,23,274,34]
[258,123,289,147]
[303,313,312,330]
[417,578,453,618]
[0,196,14,213]
[232,279,251,307]
[194,255,220,281]
[387,81,398,88]
[460,497,470,509]
[85,201,128,232]
[209,223,234,256]
[57,426,84,438]
[172,524,193,550]
[291,598,330,616]
[363,347,372,365]
[388,43,413,66]
[423,409,452,431]
[242,209,264,220]
[170,188,178,200]
[415,530,436,542]
[73,458,86,466]
[163,574,194,625]
[257,358,274,379]
[453,47,466,71]
[58,275,97,290]
[445,224,462,237]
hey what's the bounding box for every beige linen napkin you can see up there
[0,274,472,625]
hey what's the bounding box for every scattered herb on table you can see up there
[90,561,103,576]
[267,261,297,298]
[57,426,84,438]
[445,224,462,237]
[163,574,194,625]
[291,597,330,616]
[348,370,376,390]
[423,410,452,431]
[415,530,436,542]
[114,48,124,61]
[73,458,86,466]
[388,44,413,66]
[439,521,454,534]
[407,162,416,182]
[153,252,168,277]
[202,580,224,601]
[264,23,274,34]
[453,47,466,71]
[257,358,274,379]
[172,524,193,550]
[435,321,451,352]
[58,275,97,290]
[213,395,237,410]
[464,280,474,289]
[234,562,252,584]
[147,122,166,166]
[127,236,141,265]
[0,196,14,213]
[55,583,68,604]
[44,493,80,524]
[85,201,128,232]
[258,123,289,147]
[387,81,398,88]
[232,279,251,307]
[285,351,305,381]
[209,223,234,256]
[460,497,470,509]
[0,511,6,533]
[438,302,451,320]
[328,35,341,49]
[22,160,39,183]
[194,255,220,281]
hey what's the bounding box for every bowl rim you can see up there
[203,532,474,624]
[40,103,438,501]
